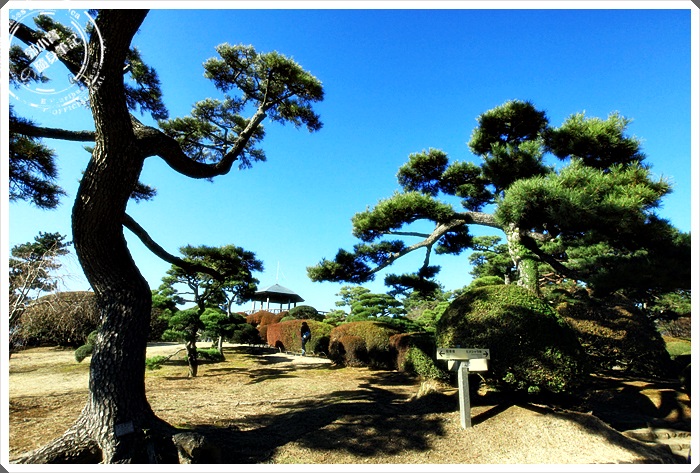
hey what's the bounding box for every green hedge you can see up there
[436,284,586,395]
[197,347,225,362]
[389,332,434,370]
[288,305,324,321]
[403,347,448,381]
[74,330,98,363]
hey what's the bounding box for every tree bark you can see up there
[504,224,540,295]
[17,10,178,464]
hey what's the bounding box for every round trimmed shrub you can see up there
[288,305,323,321]
[557,293,674,377]
[329,335,367,367]
[74,330,98,363]
[436,284,586,395]
[266,319,332,354]
[329,321,401,368]
[230,323,262,345]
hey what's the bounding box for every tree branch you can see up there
[122,214,225,281]
[385,231,431,238]
[10,120,95,142]
[131,110,266,179]
[367,218,469,277]
[519,233,584,281]
[10,20,82,77]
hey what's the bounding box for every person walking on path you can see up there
[300,321,311,356]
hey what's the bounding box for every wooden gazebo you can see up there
[250,284,304,313]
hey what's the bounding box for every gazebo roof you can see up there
[254,284,304,304]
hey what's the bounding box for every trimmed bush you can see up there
[390,332,447,380]
[557,293,675,377]
[389,332,436,371]
[403,347,449,381]
[329,321,401,368]
[259,311,285,327]
[266,319,333,354]
[288,305,323,321]
[197,347,225,362]
[230,323,262,345]
[246,310,276,327]
[436,284,586,395]
[257,324,270,344]
[74,344,93,363]
[329,335,368,367]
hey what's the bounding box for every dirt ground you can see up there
[7,343,693,465]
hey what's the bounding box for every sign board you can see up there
[448,359,489,372]
[438,348,491,429]
[436,347,490,360]
[466,358,489,372]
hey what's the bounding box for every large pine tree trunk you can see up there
[17,11,178,464]
[505,224,540,295]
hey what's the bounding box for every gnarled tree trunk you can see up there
[17,11,178,464]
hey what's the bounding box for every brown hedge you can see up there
[246,310,281,327]
[265,319,333,354]
[260,311,285,327]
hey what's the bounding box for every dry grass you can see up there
[7,343,691,464]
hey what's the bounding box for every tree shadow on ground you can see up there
[182,374,448,463]
[574,374,691,431]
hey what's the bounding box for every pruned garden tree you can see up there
[309,99,689,301]
[342,288,405,320]
[158,244,263,376]
[10,9,323,463]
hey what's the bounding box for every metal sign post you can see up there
[437,347,490,429]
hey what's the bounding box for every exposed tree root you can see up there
[12,413,192,464]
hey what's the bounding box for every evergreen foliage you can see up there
[75,330,98,363]
[309,100,683,302]
[288,305,323,321]
[8,108,65,209]
[436,285,586,394]
[403,347,449,381]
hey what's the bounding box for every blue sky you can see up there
[5,4,696,313]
